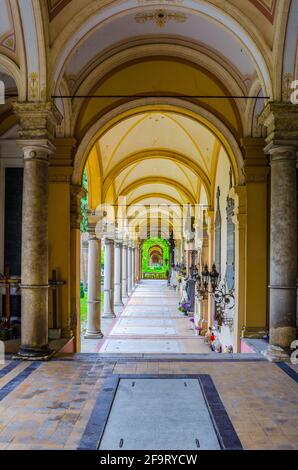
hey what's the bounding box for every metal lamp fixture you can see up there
[196,263,235,327]
[200,263,219,293]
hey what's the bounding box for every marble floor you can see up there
[0,355,297,450]
[0,280,297,450]
[90,280,211,354]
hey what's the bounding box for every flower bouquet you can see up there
[178,302,190,315]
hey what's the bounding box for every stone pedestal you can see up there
[114,241,123,307]
[85,232,102,338]
[103,238,115,318]
[121,243,128,299]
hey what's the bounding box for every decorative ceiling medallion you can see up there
[135,9,187,27]
[47,0,72,21]
[249,0,277,24]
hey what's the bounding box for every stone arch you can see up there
[102,150,211,206]
[50,1,273,99]
[72,98,245,189]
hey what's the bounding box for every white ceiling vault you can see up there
[97,109,225,211]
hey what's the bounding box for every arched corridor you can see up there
[0,0,297,453]
[83,280,210,354]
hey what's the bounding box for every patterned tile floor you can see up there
[0,280,297,450]
[0,356,297,449]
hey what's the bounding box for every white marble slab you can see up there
[100,339,182,353]
[110,325,176,336]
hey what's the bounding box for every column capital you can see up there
[269,145,297,163]
[104,237,114,246]
[115,240,123,248]
[13,101,62,141]
[87,223,98,240]
[258,102,298,150]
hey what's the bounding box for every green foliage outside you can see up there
[142,237,170,274]
[80,169,88,232]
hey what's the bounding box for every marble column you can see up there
[131,246,136,290]
[266,146,297,358]
[13,102,62,358]
[18,142,54,357]
[103,238,115,317]
[114,241,123,307]
[85,230,102,338]
[135,244,139,283]
[121,242,128,300]
[258,102,298,360]
[127,244,133,296]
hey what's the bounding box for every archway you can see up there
[142,238,170,280]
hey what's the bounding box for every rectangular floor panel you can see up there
[110,325,177,336]
[100,339,183,353]
[98,378,221,450]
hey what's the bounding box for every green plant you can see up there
[141,237,170,274]
[80,169,88,232]
[80,281,85,299]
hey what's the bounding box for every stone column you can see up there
[70,185,85,351]
[127,244,132,296]
[135,243,140,283]
[258,102,298,360]
[131,245,136,290]
[232,186,247,353]
[121,242,128,300]
[139,244,143,281]
[13,102,62,358]
[267,146,297,356]
[85,227,102,338]
[103,238,115,317]
[19,143,52,357]
[114,241,123,307]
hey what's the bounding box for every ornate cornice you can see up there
[258,102,298,150]
[12,101,62,141]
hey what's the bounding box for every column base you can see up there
[102,312,116,318]
[262,345,290,362]
[241,326,268,339]
[84,331,103,339]
[16,345,54,361]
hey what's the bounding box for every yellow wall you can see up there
[48,181,72,336]
[77,59,241,138]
